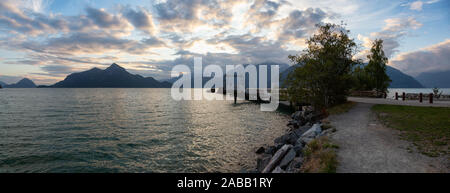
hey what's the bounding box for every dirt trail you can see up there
[328,103,447,173]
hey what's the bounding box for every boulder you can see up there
[272,166,285,173]
[275,143,284,150]
[292,125,311,137]
[279,148,296,169]
[262,144,292,173]
[255,146,265,154]
[264,146,276,155]
[287,120,299,129]
[287,132,300,144]
[256,154,272,172]
[274,132,298,145]
[293,144,303,156]
[291,111,301,120]
[301,123,322,139]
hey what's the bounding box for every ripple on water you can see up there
[0,88,290,172]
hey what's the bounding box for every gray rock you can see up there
[292,125,311,137]
[301,123,322,139]
[256,154,272,172]
[275,143,284,150]
[272,166,285,173]
[287,120,299,129]
[274,134,289,144]
[293,144,303,156]
[262,144,292,173]
[255,146,265,154]
[264,146,276,155]
[279,148,296,169]
[291,111,301,120]
[287,132,299,144]
[274,132,298,145]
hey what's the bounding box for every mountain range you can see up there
[2,62,446,89]
[386,66,424,88]
[415,70,450,88]
[2,78,37,88]
[49,63,171,88]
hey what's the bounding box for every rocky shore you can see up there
[254,106,335,173]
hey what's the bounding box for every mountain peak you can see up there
[4,78,36,88]
[19,78,33,83]
[105,63,126,73]
[108,63,121,68]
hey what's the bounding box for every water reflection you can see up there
[0,88,289,172]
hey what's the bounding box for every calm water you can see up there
[0,88,289,173]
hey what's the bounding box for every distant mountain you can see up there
[0,81,6,87]
[279,64,424,88]
[165,62,290,88]
[4,78,37,88]
[51,63,171,88]
[386,66,423,88]
[415,70,450,88]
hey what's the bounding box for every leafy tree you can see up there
[352,65,371,91]
[285,23,359,109]
[365,39,391,96]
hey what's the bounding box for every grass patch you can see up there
[327,101,356,115]
[300,136,338,173]
[372,104,450,157]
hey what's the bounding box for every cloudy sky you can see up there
[0,0,448,85]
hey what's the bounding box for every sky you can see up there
[0,0,448,85]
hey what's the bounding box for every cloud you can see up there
[19,32,166,56]
[0,0,336,84]
[410,1,424,10]
[278,8,328,40]
[356,17,423,59]
[123,7,156,35]
[402,0,440,11]
[0,1,66,35]
[389,39,450,76]
[40,65,74,74]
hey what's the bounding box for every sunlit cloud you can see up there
[0,0,448,84]
[390,39,450,76]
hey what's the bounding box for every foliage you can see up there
[285,23,359,109]
[364,39,391,95]
[301,136,338,173]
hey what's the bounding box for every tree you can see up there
[365,39,391,96]
[285,23,359,109]
[352,65,371,91]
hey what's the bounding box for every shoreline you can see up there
[253,106,335,173]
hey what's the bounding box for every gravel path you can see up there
[328,103,448,173]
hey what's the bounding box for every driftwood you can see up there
[262,144,292,173]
